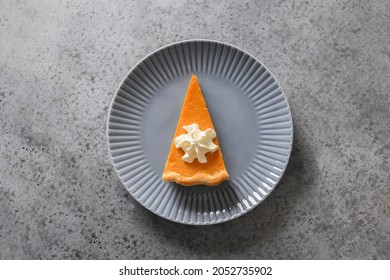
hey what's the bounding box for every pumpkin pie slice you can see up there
[162,75,229,186]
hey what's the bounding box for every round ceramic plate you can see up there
[107,40,293,225]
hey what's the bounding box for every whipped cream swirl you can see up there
[175,123,218,163]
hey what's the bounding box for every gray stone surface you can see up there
[0,0,389,259]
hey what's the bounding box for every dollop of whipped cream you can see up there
[175,123,218,163]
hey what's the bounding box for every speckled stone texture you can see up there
[0,0,389,259]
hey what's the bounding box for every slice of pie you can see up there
[162,75,229,186]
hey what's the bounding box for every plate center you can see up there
[142,73,257,179]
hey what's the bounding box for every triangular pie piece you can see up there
[162,75,229,186]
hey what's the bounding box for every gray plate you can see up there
[107,40,293,225]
